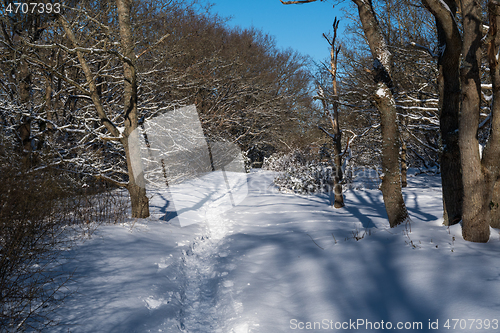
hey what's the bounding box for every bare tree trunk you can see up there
[116,0,150,218]
[422,0,463,226]
[324,18,344,208]
[484,1,500,230]
[423,0,500,240]
[428,0,464,226]
[123,137,150,218]
[399,107,409,188]
[332,122,344,207]
[459,0,489,242]
[353,0,409,227]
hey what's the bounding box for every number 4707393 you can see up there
[5,2,61,14]
[443,319,499,330]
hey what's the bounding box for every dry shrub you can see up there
[0,163,74,331]
[68,181,130,237]
[0,145,128,331]
[263,149,335,194]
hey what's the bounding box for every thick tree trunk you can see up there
[437,0,463,226]
[460,0,489,242]
[422,0,464,226]
[353,0,409,227]
[117,0,150,218]
[485,1,500,229]
[128,183,149,218]
[375,83,409,226]
[123,137,150,217]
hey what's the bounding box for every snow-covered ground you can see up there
[55,170,500,333]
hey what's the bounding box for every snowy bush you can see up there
[0,134,128,331]
[263,150,335,194]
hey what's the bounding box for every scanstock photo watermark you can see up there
[129,105,248,227]
[290,318,499,330]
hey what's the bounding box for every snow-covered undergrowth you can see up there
[262,150,386,194]
[263,150,335,194]
[53,170,500,333]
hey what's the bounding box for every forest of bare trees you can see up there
[0,0,316,215]
[2,0,500,329]
[282,0,500,243]
[0,0,317,329]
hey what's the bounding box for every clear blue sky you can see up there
[205,0,346,64]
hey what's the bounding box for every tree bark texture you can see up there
[485,1,500,229]
[422,0,464,226]
[353,0,409,227]
[327,18,345,208]
[491,180,500,228]
[116,0,150,218]
[459,0,490,242]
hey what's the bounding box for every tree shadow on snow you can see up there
[343,190,387,229]
[222,224,497,332]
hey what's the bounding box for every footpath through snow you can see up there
[55,170,500,333]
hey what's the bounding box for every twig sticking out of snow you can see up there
[307,234,325,250]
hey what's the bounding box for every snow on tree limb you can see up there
[409,42,438,58]
[137,33,171,59]
[57,13,120,138]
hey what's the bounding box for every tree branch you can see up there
[20,37,134,66]
[25,57,90,95]
[280,0,320,4]
[318,125,336,140]
[57,13,120,138]
[95,174,128,188]
[137,33,170,59]
[408,42,438,58]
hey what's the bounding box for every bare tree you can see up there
[421,0,500,241]
[339,0,441,174]
[422,0,463,226]
[317,18,345,208]
[282,0,409,227]
[458,0,488,242]
[116,0,149,217]
[54,1,150,218]
[459,0,500,242]
[484,1,500,232]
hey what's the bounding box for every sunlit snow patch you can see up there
[136,105,248,227]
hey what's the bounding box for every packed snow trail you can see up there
[177,210,244,333]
